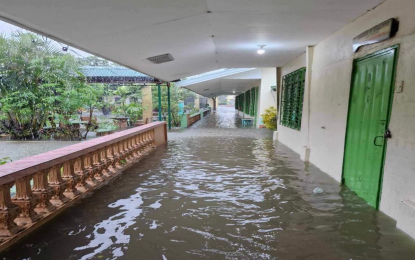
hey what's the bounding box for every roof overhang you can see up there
[0,0,383,81]
[176,68,261,97]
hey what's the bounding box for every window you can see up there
[235,87,259,117]
[280,68,306,130]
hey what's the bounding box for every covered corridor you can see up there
[1,107,415,259]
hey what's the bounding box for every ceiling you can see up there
[0,0,383,82]
[176,68,261,97]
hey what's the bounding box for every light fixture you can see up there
[257,45,266,54]
[232,90,235,94]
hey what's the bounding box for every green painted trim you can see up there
[280,67,306,130]
[355,45,400,62]
[181,114,188,128]
[157,84,162,121]
[167,84,171,130]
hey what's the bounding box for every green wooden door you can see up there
[343,47,397,208]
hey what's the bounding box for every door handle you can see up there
[384,129,392,139]
[374,136,384,147]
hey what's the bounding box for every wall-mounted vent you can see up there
[147,53,174,64]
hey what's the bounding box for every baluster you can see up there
[150,129,155,143]
[107,145,117,174]
[114,142,122,169]
[62,159,80,199]
[12,175,41,226]
[76,156,92,191]
[121,140,128,160]
[0,182,23,236]
[141,133,147,152]
[99,148,111,177]
[32,169,56,214]
[132,136,140,158]
[144,131,150,151]
[126,138,133,161]
[120,140,126,161]
[139,133,145,153]
[137,135,143,157]
[92,152,106,181]
[49,164,69,206]
[151,129,155,144]
[106,146,117,174]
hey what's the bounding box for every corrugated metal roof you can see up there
[81,66,153,79]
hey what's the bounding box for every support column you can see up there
[157,83,162,121]
[213,97,216,112]
[194,95,200,110]
[167,82,171,130]
[207,98,214,110]
[300,46,314,162]
[257,68,277,128]
[142,85,153,123]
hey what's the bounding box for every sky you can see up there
[0,20,92,58]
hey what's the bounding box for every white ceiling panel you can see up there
[0,0,383,81]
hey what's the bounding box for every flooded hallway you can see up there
[1,0,415,258]
[2,107,415,260]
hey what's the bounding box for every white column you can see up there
[257,68,277,128]
[300,46,314,162]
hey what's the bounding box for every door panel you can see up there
[343,48,397,208]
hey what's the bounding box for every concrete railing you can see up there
[180,109,210,128]
[0,122,167,249]
[188,113,201,126]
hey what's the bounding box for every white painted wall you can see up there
[207,98,215,110]
[277,0,415,239]
[257,68,277,127]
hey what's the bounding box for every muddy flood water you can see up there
[1,106,415,260]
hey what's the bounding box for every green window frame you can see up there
[235,87,259,122]
[280,68,306,130]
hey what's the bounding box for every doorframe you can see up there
[341,45,400,209]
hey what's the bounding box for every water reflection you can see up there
[1,106,415,259]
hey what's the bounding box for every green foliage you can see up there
[0,157,12,165]
[262,106,277,130]
[124,103,143,122]
[152,84,197,127]
[0,33,113,140]
[98,120,118,131]
[0,32,88,139]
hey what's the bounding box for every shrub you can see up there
[0,157,12,165]
[262,106,277,130]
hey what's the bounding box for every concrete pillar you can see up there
[257,68,277,128]
[207,98,213,108]
[142,85,153,123]
[194,95,200,110]
[300,46,314,162]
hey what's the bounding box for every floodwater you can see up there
[1,106,415,260]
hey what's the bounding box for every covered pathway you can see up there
[1,107,415,259]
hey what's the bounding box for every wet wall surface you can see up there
[1,107,415,260]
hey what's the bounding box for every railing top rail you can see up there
[0,121,166,185]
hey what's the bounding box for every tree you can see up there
[0,33,86,139]
[79,84,105,139]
